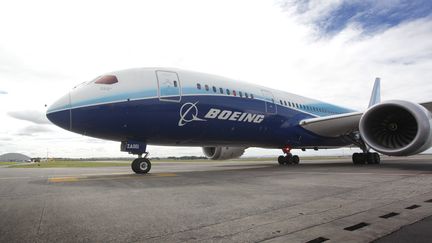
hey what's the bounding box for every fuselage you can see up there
[46,68,354,149]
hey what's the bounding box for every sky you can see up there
[0,0,431,158]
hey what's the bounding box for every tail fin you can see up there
[368,77,381,108]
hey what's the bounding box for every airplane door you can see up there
[156,70,181,102]
[261,90,277,114]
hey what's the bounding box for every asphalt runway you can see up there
[1,156,432,242]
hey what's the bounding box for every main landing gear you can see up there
[278,147,300,165]
[352,152,380,165]
[346,133,381,165]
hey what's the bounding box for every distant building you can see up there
[0,153,31,162]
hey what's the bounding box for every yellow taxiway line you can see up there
[48,172,177,183]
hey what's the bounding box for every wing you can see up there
[301,77,432,138]
[300,101,432,138]
[420,101,432,112]
[299,112,363,138]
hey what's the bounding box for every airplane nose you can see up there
[46,93,72,131]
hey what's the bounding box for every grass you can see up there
[9,160,130,168]
[0,162,21,165]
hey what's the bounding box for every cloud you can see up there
[0,1,431,158]
[8,110,50,125]
[280,0,432,35]
[16,125,52,136]
[0,90,7,95]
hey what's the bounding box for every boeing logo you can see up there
[205,109,265,123]
[179,102,265,126]
[178,102,206,126]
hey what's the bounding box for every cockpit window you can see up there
[94,75,118,85]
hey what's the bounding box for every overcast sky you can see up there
[1,0,431,158]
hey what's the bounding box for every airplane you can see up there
[46,68,432,174]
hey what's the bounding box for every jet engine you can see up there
[359,100,432,156]
[202,147,246,160]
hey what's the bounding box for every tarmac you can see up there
[1,156,432,242]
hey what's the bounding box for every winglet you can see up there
[368,77,381,108]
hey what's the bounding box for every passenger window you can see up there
[212,86,217,92]
[239,91,243,97]
[251,94,254,99]
[226,89,230,95]
[245,93,249,98]
[296,103,299,108]
[233,90,237,96]
[205,85,209,91]
[197,83,201,90]
[95,75,118,85]
[284,101,287,106]
[173,80,178,88]
[219,88,224,94]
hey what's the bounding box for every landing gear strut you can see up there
[278,147,300,165]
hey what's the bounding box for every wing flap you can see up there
[300,112,363,138]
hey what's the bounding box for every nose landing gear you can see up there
[121,141,152,174]
[278,146,300,165]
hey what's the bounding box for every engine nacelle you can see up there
[359,100,432,156]
[202,147,246,160]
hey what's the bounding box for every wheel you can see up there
[358,153,367,164]
[131,158,151,174]
[352,153,366,165]
[278,156,285,165]
[352,153,359,164]
[367,153,380,164]
[366,153,374,164]
[291,155,300,164]
[373,153,381,164]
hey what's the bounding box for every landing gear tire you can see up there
[278,152,299,165]
[291,155,300,165]
[132,158,151,174]
[278,156,286,165]
[352,153,364,164]
[373,153,381,164]
[367,152,381,164]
